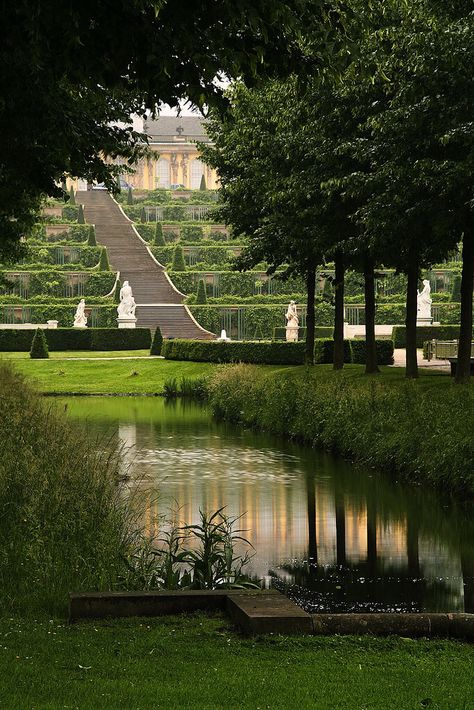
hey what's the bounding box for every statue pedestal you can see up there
[286,326,299,343]
[117,317,137,329]
[416,317,433,327]
[46,320,58,329]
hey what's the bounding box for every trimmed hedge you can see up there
[350,339,394,365]
[162,339,306,365]
[0,328,151,352]
[314,339,352,364]
[392,325,464,348]
[273,326,333,340]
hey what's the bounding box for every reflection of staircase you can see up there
[78,191,214,339]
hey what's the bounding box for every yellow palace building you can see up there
[70,115,219,191]
[125,116,219,191]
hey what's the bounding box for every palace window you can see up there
[190,159,204,189]
[155,158,170,188]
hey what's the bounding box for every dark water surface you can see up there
[60,396,474,614]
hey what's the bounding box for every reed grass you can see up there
[0,363,140,615]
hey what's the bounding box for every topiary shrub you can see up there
[77,204,85,224]
[199,174,207,191]
[87,225,97,246]
[171,245,186,271]
[114,279,122,303]
[140,207,147,223]
[30,328,49,359]
[150,326,163,355]
[350,339,394,365]
[69,186,76,205]
[313,339,351,364]
[196,279,207,304]
[127,187,133,205]
[99,247,110,271]
[451,274,461,302]
[154,222,166,246]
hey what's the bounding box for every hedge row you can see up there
[272,326,333,340]
[151,246,237,268]
[0,328,151,352]
[135,223,230,244]
[392,325,466,348]
[173,272,306,298]
[32,224,91,243]
[1,271,116,298]
[162,338,394,366]
[21,246,101,268]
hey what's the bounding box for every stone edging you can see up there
[69,590,474,641]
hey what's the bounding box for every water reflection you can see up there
[62,396,474,613]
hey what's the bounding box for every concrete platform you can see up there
[226,591,312,636]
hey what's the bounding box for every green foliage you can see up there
[208,364,474,495]
[29,328,49,359]
[127,187,133,205]
[68,186,76,205]
[62,205,80,222]
[162,338,306,365]
[0,270,116,298]
[181,225,204,241]
[0,364,137,614]
[77,204,85,224]
[87,225,97,246]
[140,206,146,223]
[114,278,122,303]
[99,247,110,271]
[199,174,207,191]
[313,339,351,364]
[195,279,207,304]
[451,274,462,302]
[171,245,186,271]
[273,326,334,340]
[350,340,394,366]
[0,327,150,351]
[154,222,166,246]
[150,326,163,355]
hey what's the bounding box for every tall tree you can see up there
[0,0,336,260]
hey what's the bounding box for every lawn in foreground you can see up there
[0,350,152,360]
[1,614,472,710]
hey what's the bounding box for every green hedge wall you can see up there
[273,326,334,340]
[0,328,151,352]
[392,325,465,348]
[314,339,352,364]
[0,304,116,328]
[62,205,81,221]
[172,272,307,298]
[31,224,91,244]
[1,271,116,298]
[151,246,236,268]
[23,246,101,268]
[162,339,306,365]
[350,340,395,365]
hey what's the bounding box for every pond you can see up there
[60,396,474,614]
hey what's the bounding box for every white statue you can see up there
[117,281,137,318]
[217,329,230,342]
[417,279,432,321]
[285,300,299,342]
[73,298,87,328]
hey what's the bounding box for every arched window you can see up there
[190,159,204,189]
[155,158,170,188]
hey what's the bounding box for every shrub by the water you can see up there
[30,328,49,359]
[171,245,186,271]
[77,204,85,224]
[0,364,137,614]
[208,364,474,495]
[99,247,110,271]
[150,326,163,355]
[196,278,207,304]
[154,222,166,246]
[87,224,97,246]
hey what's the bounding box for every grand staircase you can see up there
[78,191,214,339]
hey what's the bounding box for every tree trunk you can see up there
[364,256,379,374]
[455,231,474,383]
[333,250,345,370]
[305,267,316,365]
[405,260,419,379]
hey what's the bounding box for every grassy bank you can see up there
[208,364,474,495]
[6,357,217,394]
[1,614,472,710]
[0,364,140,615]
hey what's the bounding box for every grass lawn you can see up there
[0,349,152,360]
[6,357,218,394]
[1,614,472,710]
